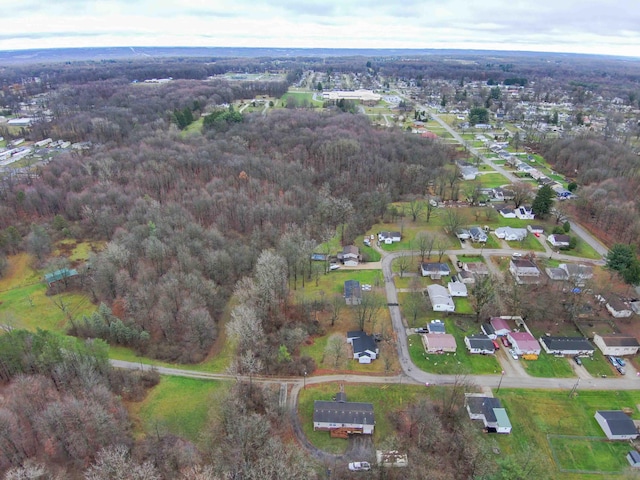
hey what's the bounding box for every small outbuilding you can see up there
[627,450,640,468]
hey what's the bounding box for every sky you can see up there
[2,0,639,57]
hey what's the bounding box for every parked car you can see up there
[501,337,511,347]
[508,349,519,360]
[511,252,523,258]
[617,365,626,375]
[615,356,626,367]
[348,461,371,472]
[416,327,428,334]
[607,355,618,367]
[492,340,500,350]
[573,355,582,366]
[329,263,340,271]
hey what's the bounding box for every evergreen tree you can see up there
[531,185,555,217]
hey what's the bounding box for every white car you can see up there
[348,461,371,472]
[508,349,519,360]
[329,264,340,271]
[511,252,523,258]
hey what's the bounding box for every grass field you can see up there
[133,376,231,444]
[475,172,510,188]
[494,389,640,479]
[561,237,603,260]
[548,436,632,473]
[506,234,546,252]
[521,353,575,378]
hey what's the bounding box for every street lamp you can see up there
[304,371,307,389]
[497,370,505,392]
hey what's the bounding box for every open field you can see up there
[521,352,575,378]
[132,376,231,444]
[474,172,510,188]
[494,389,640,479]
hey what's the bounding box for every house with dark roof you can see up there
[481,322,496,339]
[548,234,571,248]
[527,225,544,235]
[427,319,446,334]
[313,392,375,436]
[465,394,512,434]
[469,226,488,243]
[462,262,489,276]
[346,331,378,363]
[539,336,594,356]
[344,280,362,305]
[378,231,401,244]
[464,334,495,354]
[545,267,569,281]
[595,411,638,440]
[420,262,450,279]
[593,334,640,356]
[448,281,468,297]
[498,207,516,218]
[627,450,640,468]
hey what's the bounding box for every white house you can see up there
[347,331,379,363]
[559,264,593,285]
[448,281,468,297]
[498,207,516,219]
[515,206,535,220]
[422,333,457,353]
[338,245,361,266]
[459,164,479,181]
[378,231,401,244]
[313,392,375,435]
[547,234,571,247]
[539,336,594,356]
[426,284,455,312]
[509,258,541,284]
[593,334,640,356]
[464,335,495,354]
[527,225,544,235]
[465,394,512,434]
[494,227,527,241]
[595,411,638,440]
[490,317,512,336]
[469,226,488,243]
[597,294,633,318]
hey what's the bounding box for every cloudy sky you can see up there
[2,0,639,57]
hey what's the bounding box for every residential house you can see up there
[338,245,361,266]
[494,227,527,241]
[464,334,496,354]
[559,264,594,286]
[420,262,451,279]
[427,319,446,334]
[469,226,488,243]
[481,322,497,339]
[344,280,362,306]
[595,411,638,440]
[547,234,571,248]
[539,336,595,356]
[347,331,378,363]
[456,228,471,240]
[515,206,535,220]
[457,270,476,284]
[545,267,569,281]
[490,317,512,337]
[426,284,455,312]
[527,225,544,235]
[448,281,468,297]
[498,207,516,219]
[459,164,479,181]
[465,394,512,434]
[509,258,541,284]
[507,331,541,357]
[462,262,489,276]
[597,294,633,318]
[313,392,375,436]
[593,334,640,356]
[422,333,457,353]
[378,231,401,244]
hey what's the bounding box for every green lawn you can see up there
[476,172,510,188]
[581,350,617,378]
[408,316,501,375]
[548,436,632,474]
[280,91,323,107]
[494,389,640,479]
[506,234,546,252]
[560,238,603,260]
[298,382,429,454]
[521,353,576,378]
[135,376,231,444]
[456,255,484,263]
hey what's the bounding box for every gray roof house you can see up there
[481,322,496,339]
[509,258,541,284]
[313,393,375,435]
[593,334,640,356]
[426,284,455,312]
[548,234,571,247]
[465,394,512,434]
[539,336,595,356]
[344,280,362,305]
[595,411,638,440]
[347,331,378,363]
[464,334,496,354]
[469,226,488,243]
[420,262,451,279]
[560,263,594,285]
[427,319,446,334]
